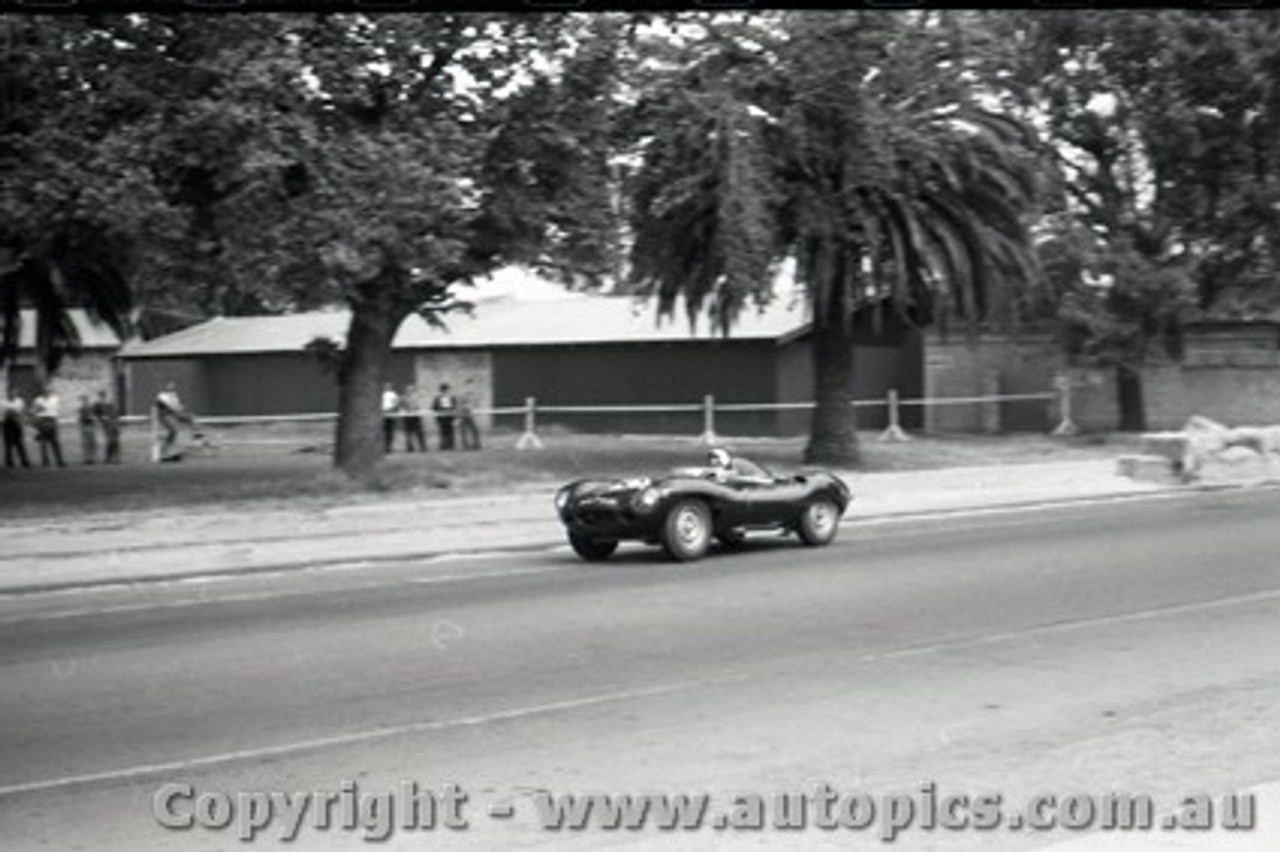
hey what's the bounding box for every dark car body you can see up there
[554,464,853,561]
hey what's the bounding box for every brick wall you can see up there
[922,334,1121,434]
[1142,364,1280,430]
[925,333,1056,433]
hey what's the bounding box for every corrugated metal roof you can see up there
[16,309,122,350]
[120,294,812,359]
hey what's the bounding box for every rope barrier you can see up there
[67,382,1080,455]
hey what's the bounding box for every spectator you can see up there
[31,387,66,468]
[77,394,98,464]
[94,390,121,464]
[381,383,402,453]
[458,395,481,451]
[402,385,428,452]
[432,383,458,450]
[2,389,31,469]
[153,382,188,462]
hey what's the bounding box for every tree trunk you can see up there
[804,317,861,466]
[1116,363,1146,432]
[334,281,406,477]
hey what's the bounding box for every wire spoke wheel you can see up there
[662,499,711,561]
[798,499,840,546]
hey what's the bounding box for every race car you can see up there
[554,449,853,562]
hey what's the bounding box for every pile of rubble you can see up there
[1118,415,1280,484]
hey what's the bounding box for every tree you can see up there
[4,13,629,476]
[624,12,1046,464]
[0,16,165,380]
[990,10,1280,429]
[1039,217,1195,429]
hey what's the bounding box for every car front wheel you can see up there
[661,499,712,561]
[569,534,619,561]
[797,499,840,546]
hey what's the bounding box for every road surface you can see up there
[2,488,1279,850]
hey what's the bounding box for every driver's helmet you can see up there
[707,447,732,469]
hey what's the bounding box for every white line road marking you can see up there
[863,587,1280,664]
[0,674,748,799]
[6,587,1280,799]
[0,563,574,626]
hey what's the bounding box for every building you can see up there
[1,309,123,404]
[118,289,923,437]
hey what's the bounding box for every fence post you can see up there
[699,394,718,445]
[878,388,911,442]
[981,371,1002,435]
[1051,376,1079,437]
[515,396,544,450]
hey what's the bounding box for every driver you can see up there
[706,447,772,484]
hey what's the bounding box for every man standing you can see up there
[2,389,31,469]
[401,386,428,452]
[381,383,402,454]
[94,390,121,463]
[77,394,98,464]
[153,382,187,462]
[458,395,481,451]
[432,383,458,451]
[31,387,66,468]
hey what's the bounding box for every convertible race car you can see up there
[554,454,852,562]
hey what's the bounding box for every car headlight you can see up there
[635,485,662,511]
[554,487,572,512]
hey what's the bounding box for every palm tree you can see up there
[1,229,134,384]
[626,12,1046,464]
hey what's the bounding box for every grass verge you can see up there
[0,427,1139,520]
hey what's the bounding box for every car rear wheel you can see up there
[661,499,712,561]
[797,499,840,546]
[569,534,618,561]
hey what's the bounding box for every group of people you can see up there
[381,382,481,453]
[3,387,121,469]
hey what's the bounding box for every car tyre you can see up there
[797,499,840,546]
[569,534,618,561]
[661,499,712,562]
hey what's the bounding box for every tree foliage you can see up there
[0,16,167,374]
[623,12,1047,462]
[998,11,1280,336]
[1,13,626,474]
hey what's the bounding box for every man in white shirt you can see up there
[432,383,458,450]
[31,388,66,468]
[381,383,402,453]
[153,382,188,462]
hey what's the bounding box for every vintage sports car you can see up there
[554,455,852,562]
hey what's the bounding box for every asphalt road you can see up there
[2,488,1279,851]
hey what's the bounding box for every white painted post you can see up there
[878,388,911,442]
[982,371,1001,435]
[1052,376,1079,437]
[515,396,544,450]
[699,394,718,445]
